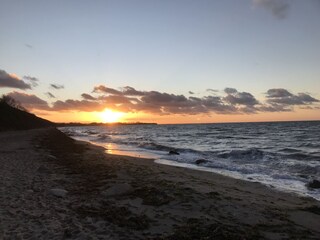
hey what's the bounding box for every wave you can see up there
[279,148,301,153]
[217,148,266,161]
[83,130,99,135]
[95,134,112,142]
[286,152,318,161]
[137,142,174,152]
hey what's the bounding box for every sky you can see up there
[0,0,319,123]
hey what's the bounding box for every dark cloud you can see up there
[224,88,238,94]
[52,86,316,115]
[52,99,103,112]
[23,75,39,87]
[201,96,237,114]
[224,92,259,106]
[99,95,134,106]
[23,75,38,82]
[81,93,96,100]
[257,104,291,112]
[224,88,259,108]
[139,91,197,114]
[121,86,145,96]
[188,91,194,95]
[266,88,319,106]
[93,85,122,95]
[253,0,290,19]
[45,92,55,98]
[266,88,292,98]
[12,84,318,116]
[141,91,188,106]
[0,69,31,90]
[206,89,219,93]
[25,44,33,49]
[7,91,49,110]
[50,84,64,90]
[297,93,319,103]
[93,85,145,96]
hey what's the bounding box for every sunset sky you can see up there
[1,0,319,123]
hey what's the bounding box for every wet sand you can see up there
[0,128,320,239]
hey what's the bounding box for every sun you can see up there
[99,109,124,123]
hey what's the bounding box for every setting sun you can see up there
[99,109,124,123]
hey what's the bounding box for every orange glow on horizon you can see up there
[33,108,320,125]
[98,109,125,123]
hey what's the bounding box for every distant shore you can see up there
[1,128,320,239]
[56,122,157,127]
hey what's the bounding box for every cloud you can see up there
[140,91,188,106]
[50,84,64,90]
[7,91,49,110]
[49,86,318,115]
[201,96,237,114]
[99,95,134,104]
[206,89,219,93]
[45,92,55,98]
[266,88,319,106]
[81,93,96,100]
[121,86,146,96]
[83,86,245,114]
[188,91,194,95]
[93,85,122,95]
[52,99,103,112]
[224,88,238,94]
[93,85,146,96]
[253,0,290,19]
[297,93,319,103]
[9,84,318,116]
[25,44,33,49]
[224,88,259,107]
[266,88,292,98]
[257,103,291,112]
[0,69,31,90]
[23,75,39,87]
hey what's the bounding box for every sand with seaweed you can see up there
[0,128,319,239]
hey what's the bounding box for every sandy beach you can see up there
[0,128,320,239]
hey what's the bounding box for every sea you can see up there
[59,121,320,200]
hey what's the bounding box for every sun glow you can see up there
[99,109,124,123]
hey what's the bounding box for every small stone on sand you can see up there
[49,188,68,198]
[48,154,57,159]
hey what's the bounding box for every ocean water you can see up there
[59,121,320,200]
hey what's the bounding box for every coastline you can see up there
[60,121,320,202]
[1,128,320,239]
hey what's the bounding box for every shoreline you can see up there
[1,128,320,239]
[64,130,320,202]
[154,159,320,202]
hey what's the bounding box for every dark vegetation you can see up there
[0,95,54,131]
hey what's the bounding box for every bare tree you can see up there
[0,95,27,111]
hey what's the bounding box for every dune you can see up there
[0,97,54,131]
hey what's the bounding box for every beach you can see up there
[1,128,320,239]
